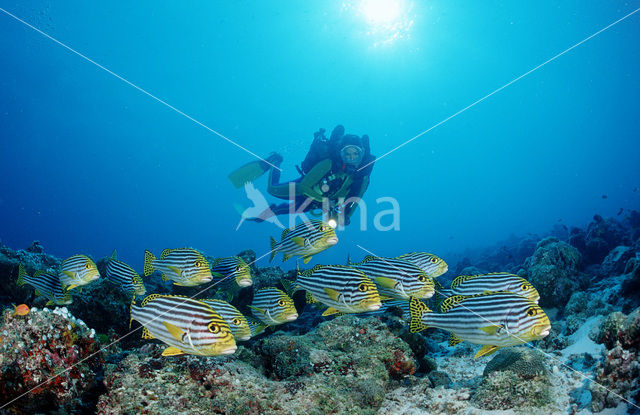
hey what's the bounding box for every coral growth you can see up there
[520,237,584,309]
[0,306,104,413]
[590,307,640,411]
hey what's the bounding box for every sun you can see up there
[360,0,403,24]
[344,0,414,47]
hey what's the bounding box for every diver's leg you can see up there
[246,202,292,222]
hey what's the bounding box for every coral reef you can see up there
[0,306,104,413]
[472,347,551,410]
[590,308,640,412]
[519,237,584,310]
[97,315,417,414]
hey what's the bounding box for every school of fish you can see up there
[15,219,551,358]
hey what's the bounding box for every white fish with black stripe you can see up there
[200,298,252,341]
[269,219,338,264]
[395,252,448,278]
[130,294,236,356]
[210,256,253,300]
[284,265,382,316]
[409,291,551,358]
[143,248,212,287]
[58,254,100,290]
[349,255,435,300]
[248,288,298,335]
[106,249,146,296]
[17,264,72,306]
[438,272,540,304]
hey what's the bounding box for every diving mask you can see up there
[340,145,364,166]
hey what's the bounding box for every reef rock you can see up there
[0,306,104,413]
[520,237,584,309]
[98,315,417,414]
[472,347,551,410]
[590,308,640,411]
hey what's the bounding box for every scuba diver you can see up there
[228,125,375,226]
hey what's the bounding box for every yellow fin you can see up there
[379,295,394,301]
[141,327,154,339]
[160,249,174,259]
[161,273,169,281]
[291,237,306,247]
[62,270,75,278]
[479,325,501,335]
[322,307,341,316]
[162,321,185,342]
[474,345,500,358]
[45,300,54,306]
[302,255,312,264]
[323,287,340,301]
[449,333,463,346]
[143,250,156,276]
[167,265,182,276]
[306,291,318,304]
[374,276,398,289]
[248,305,264,315]
[283,254,292,262]
[65,284,78,291]
[162,346,185,356]
[409,297,431,333]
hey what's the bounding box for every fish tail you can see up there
[143,250,156,276]
[269,237,277,262]
[409,297,432,333]
[16,264,26,286]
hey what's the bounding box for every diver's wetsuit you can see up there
[258,125,375,224]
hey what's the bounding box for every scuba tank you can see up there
[300,128,331,174]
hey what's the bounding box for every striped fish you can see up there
[210,256,253,299]
[409,292,551,358]
[249,287,298,329]
[396,252,448,278]
[350,256,435,300]
[286,265,381,316]
[106,250,146,296]
[269,219,338,264]
[59,254,100,290]
[17,264,72,306]
[438,273,540,304]
[143,248,212,287]
[200,299,252,341]
[130,294,236,356]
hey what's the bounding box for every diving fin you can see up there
[228,160,272,189]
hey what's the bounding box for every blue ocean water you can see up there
[1,1,639,271]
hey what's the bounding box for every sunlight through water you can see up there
[343,0,415,47]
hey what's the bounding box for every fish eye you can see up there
[319,225,327,232]
[418,275,427,282]
[84,263,91,269]
[195,261,203,267]
[430,257,438,263]
[277,299,286,307]
[521,283,531,291]
[526,308,537,317]
[358,283,368,292]
[208,323,220,333]
[232,318,240,326]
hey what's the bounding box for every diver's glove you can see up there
[313,128,327,141]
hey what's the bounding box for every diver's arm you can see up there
[298,159,332,202]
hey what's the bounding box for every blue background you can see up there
[1,1,639,271]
